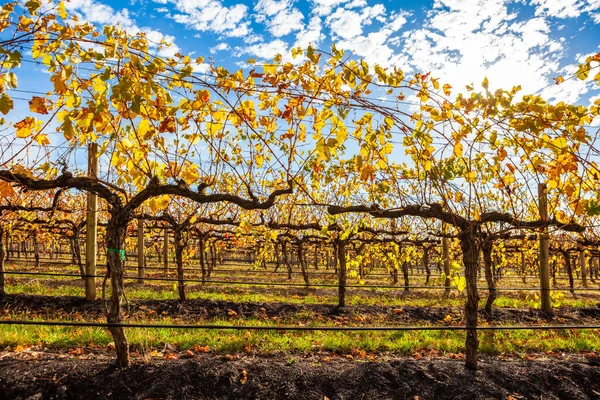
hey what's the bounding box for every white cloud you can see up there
[337,28,396,65]
[326,4,386,40]
[167,0,251,37]
[386,0,569,98]
[588,94,600,126]
[210,42,231,54]
[254,0,305,37]
[311,0,351,17]
[254,0,288,19]
[531,0,599,19]
[244,34,264,44]
[387,11,409,32]
[237,39,291,62]
[294,16,325,48]
[64,0,181,57]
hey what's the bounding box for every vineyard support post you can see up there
[579,250,587,288]
[163,228,169,273]
[137,218,144,283]
[85,142,98,301]
[538,183,551,312]
[0,225,5,296]
[442,231,451,297]
[336,239,347,308]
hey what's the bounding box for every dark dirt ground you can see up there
[2,294,600,325]
[1,351,600,399]
[2,294,600,399]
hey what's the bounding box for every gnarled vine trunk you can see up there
[174,229,186,302]
[401,262,409,291]
[422,248,431,285]
[442,237,451,297]
[482,240,496,315]
[297,239,310,288]
[273,241,281,272]
[562,251,575,296]
[198,235,207,284]
[336,239,347,308]
[460,229,480,370]
[32,231,40,268]
[208,240,217,277]
[73,229,84,279]
[0,225,5,296]
[105,214,129,368]
[282,241,293,280]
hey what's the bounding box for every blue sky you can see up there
[55,0,600,107]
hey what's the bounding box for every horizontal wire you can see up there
[4,270,600,291]
[0,319,599,332]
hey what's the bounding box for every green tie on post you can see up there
[107,248,125,261]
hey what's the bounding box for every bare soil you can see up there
[1,351,600,399]
[2,293,600,325]
[2,294,600,399]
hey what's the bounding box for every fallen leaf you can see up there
[194,345,211,353]
[68,348,84,356]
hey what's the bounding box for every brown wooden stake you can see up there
[137,218,144,283]
[442,235,451,297]
[163,228,169,273]
[538,183,551,312]
[580,250,588,288]
[85,142,98,301]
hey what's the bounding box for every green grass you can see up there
[3,261,600,357]
[7,277,600,310]
[2,314,599,356]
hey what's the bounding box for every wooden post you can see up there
[337,239,347,307]
[579,250,588,288]
[442,228,451,296]
[85,142,98,301]
[520,250,526,283]
[538,183,551,312]
[0,225,5,296]
[137,218,144,283]
[163,228,169,273]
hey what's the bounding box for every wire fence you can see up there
[1,319,600,332]
[4,270,600,292]
[7,257,593,283]
[7,258,582,279]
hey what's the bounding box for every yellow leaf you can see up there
[29,96,49,114]
[149,194,170,212]
[121,138,133,149]
[0,93,14,115]
[453,141,463,158]
[255,153,264,168]
[15,117,36,138]
[181,163,199,185]
[384,115,394,129]
[263,64,277,75]
[0,181,15,198]
[465,170,477,183]
[551,137,567,151]
[57,1,68,19]
[482,77,489,89]
[34,134,50,146]
[443,84,452,96]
